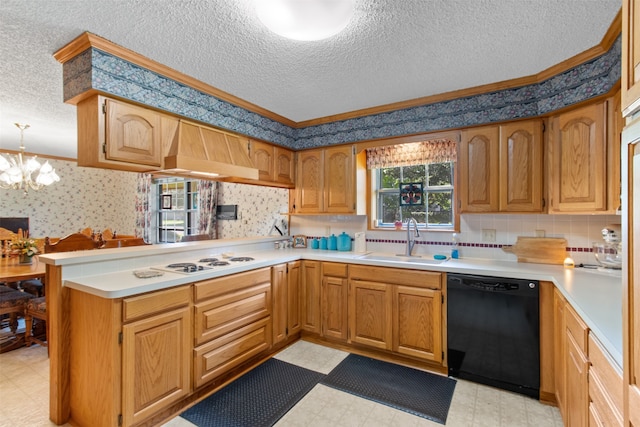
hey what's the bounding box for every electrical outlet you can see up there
[535,229,545,237]
[325,226,331,235]
[482,229,496,242]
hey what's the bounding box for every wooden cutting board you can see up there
[501,237,568,265]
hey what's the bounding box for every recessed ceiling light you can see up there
[255,0,355,41]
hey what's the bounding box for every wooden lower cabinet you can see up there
[122,307,191,425]
[193,268,272,387]
[301,260,321,333]
[322,262,349,341]
[393,285,442,363]
[68,285,192,427]
[349,279,393,350]
[348,265,443,362]
[272,261,302,345]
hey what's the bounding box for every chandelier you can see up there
[0,123,60,194]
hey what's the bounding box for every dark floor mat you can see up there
[181,358,325,427]
[321,354,456,424]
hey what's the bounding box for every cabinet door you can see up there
[322,276,348,341]
[324,145,355,213]
[250,140,275,182]
[549,103,606,213]
[624,121,640,426]
[296,150,324,212]
[275,147,295,185]
[122,307,191,426]
[459,126,499,212]
[272,264,288,344]
[499,120,543,212]
[287,261,302,336]
[301,260,321,333]
[554,289,567,418]
[566,332,589,427]
[105,98,162,166]
[349,280,392,350]
[623,0,640,116]
[393,286,442,362]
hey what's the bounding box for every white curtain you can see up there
[197,180,218,239]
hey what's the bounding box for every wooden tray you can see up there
[502,237,568,265]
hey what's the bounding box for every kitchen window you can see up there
[367,138,457,231]
[156,178,198,242]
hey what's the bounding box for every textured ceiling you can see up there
[0,0,621,158]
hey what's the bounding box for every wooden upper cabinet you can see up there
[499,120,543,212]
[460,125,499,212]
[623,0,640,117]
[549,102,607,213]
[77,94,178,172]
[460,121,543,213]
[324,145,355,213]
[248,140,295,187]
[105,98,162,166]
[295,145,356,214]
[296,149,324,212]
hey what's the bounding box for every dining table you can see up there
[0,255,46,283]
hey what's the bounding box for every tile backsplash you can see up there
[290,213,622,265]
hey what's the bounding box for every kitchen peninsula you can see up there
[39,236,622,427]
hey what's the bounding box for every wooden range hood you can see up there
[159,120,259,180]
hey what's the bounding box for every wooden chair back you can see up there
[101,238,149,249]
[101,228,114,240]
[44,233,103,253]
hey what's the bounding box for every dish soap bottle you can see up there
[451,233,460,259]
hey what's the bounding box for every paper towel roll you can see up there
[354,232,366,253]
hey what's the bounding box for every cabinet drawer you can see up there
[122,285,190,322]
[565,303,588,353]
[588,334,623,421]
[323,262,348,278]
[350,265,442,289]
[194,268,271,302]
[194,282,271,345]
[589,373,623,426]
[193,317,271,388]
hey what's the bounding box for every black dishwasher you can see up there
[447,273,540,398]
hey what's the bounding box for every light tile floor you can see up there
[0,340,563,427]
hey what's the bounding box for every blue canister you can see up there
[337,232,352,251]
[319,237,328,250]
[328,234,337,250]
[310,238,319,249]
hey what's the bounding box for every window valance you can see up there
[366,139,457,169]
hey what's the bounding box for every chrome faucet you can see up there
[404,217,420,257]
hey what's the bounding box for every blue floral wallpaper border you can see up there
[61,36,621,150]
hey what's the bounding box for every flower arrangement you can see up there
[11,236,39,257]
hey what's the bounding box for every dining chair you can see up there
[0,285,35,336]
[24,232,103,348]
[100,237,149,248]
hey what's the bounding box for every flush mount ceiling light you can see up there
[255,0,355,41]
[0,123,60,195]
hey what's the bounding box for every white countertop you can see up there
[47,242,622,368]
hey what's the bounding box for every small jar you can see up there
[274,241,280,249]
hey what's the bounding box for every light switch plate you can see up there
[482,229,496,242]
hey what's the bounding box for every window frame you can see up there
[155,178,199,243]
[369,161,458,231]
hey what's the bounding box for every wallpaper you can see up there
[0,159,138,238]
[61,37,621,150]
[216,182,289,239]
[0,158,289,241]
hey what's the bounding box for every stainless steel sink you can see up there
[356,253,449,264]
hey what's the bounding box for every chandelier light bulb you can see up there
[255,0,355,41]
[0,123,60,194]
